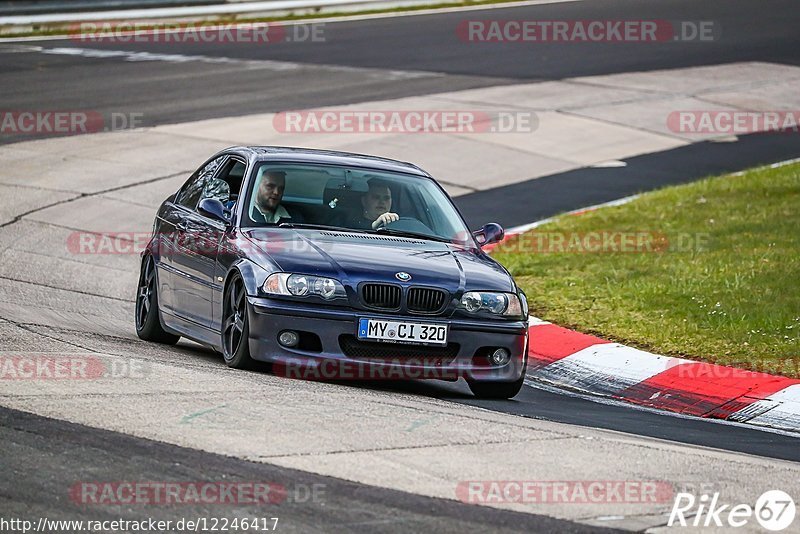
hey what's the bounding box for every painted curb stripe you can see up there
[533,342,693,397]
[616,363,800,418]
[497,187,800,432]
[528,323,608,368]
[525,322,800,432]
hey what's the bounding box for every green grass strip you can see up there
[493,162,800,377]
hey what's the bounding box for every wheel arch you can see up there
[224,259,268,302]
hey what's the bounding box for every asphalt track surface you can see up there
[0,0,798,141]
[1,406,615,533]
[1,0,800,530]
[456,131,800,229]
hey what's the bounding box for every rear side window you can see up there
[218,159,246,197]
[175,156,226,210]
[202,158,246,205]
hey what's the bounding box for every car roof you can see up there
[227,146,431,177]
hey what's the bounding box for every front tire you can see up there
[221,274,256,369]
[467,374,525,399]
[468,355,527,399]
[135,255,180,345]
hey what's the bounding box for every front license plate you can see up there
[358,318,448,345]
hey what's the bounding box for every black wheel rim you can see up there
[135,257,155,330]
[222,279,245,359]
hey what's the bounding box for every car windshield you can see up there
[242,163,476,246]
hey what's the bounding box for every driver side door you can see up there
[163,156,226,331]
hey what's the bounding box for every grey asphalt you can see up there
[455,131,800,229]
[1,0,799,530]
[0,0,798,142]
[0,406,617,533]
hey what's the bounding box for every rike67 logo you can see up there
[669,490,795,531]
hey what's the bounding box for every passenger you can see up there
[251,170,304,224]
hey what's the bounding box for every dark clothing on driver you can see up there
[345,212,376,230]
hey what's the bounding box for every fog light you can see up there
[278,330,299,348]
[488,348,511,366]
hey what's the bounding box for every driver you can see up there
[350,177,400,230]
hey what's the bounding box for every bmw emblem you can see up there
[395,272,412,282]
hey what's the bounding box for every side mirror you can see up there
[473,222,505,247]
[198,198,230,224]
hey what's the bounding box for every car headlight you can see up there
[459,291,523,317]
[263,273,346,300]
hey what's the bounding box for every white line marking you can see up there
[38,46,441,79]
[770,157,800,169]
[591,160,627,168]
[507,155,800,236]
[0,0,585,31]
[0,44,45,53]
[709,135,738,143]
[504,194,641,235]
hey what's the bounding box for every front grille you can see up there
[407,287,447,313]
[361,283,401,310]
[339,335,459,362]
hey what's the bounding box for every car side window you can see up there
[217,158,247,198]
[203,158,246,207]
[201,176,231,205]
[175,156,226,210]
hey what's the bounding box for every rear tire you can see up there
[221,274,256,370]
[135,255,180,345]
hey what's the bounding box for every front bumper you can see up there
[247,296,528,382]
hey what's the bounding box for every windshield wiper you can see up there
[277,223,454,243]
[278,222,370,234]
[373,227,453,243]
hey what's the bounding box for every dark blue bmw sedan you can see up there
[136,147,529,398]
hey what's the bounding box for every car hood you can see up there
[242,229,514,293]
